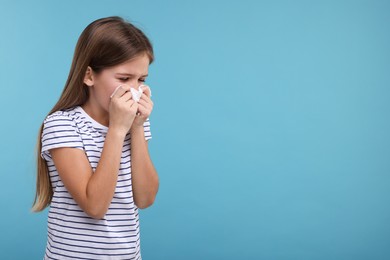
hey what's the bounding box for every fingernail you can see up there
[110,85,122,98]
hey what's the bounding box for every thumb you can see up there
[140,84,152,98]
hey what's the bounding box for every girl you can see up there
[32,16,159,260]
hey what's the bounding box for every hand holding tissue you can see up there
[110,85,152,102]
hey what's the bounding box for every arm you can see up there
[130,125,159,209]
[51,129,127,219]
[50,86,138,219]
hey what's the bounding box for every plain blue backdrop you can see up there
[0,0,389,259]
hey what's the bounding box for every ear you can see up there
[83,66,94,87]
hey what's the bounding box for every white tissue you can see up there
[110,85,152,101]
[130,85,152,102]
[130,87,142,102]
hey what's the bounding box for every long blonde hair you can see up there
[32,16,154,212]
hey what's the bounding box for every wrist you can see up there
[130,117,144,129]
[107,127,128,140]
[130,124,144,134]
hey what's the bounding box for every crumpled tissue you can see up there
[110,85,152,102]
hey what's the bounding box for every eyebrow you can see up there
[116,73,148,77]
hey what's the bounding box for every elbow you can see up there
[135,180,159,209]
[88,212,106,220]
[85,206,108,220]
[135,196,156,209]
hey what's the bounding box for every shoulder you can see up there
[41,107,85,160]
[41,107,87,138]
[44,107,79,124]
[43,106,87,130]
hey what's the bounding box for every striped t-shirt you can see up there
[41,106,152,260]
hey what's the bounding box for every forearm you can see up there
[130,125,159,209]
[86,129,126,218]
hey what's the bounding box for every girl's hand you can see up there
[109,85,139,136]
[131,85,153,130]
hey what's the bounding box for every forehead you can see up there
[110,54,150,75]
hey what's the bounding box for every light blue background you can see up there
[0,0,389,259]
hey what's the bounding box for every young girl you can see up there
[32,16,159,260]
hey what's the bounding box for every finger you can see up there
[140,84,151,98]
[120,91,132,102]
[138,98,152,110]
[120,84,132,92]
[139,93,154,106]
[110,85,127,99]
[127,99,136,107]
[137,103,151,116]
[139,92,149,101]
[130,102,139,112]
[139,96,154,110]
[137,97,147,105]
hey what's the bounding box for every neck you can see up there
[81,99,109,127]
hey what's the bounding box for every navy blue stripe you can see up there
[48,231,137,251]
[118,174,131,179]
[115,190,132,194]
[105,217,137,222]
[51,200,78,207]
[50,211,96,221]
[121,158,131,164]
[46,117,73,123]
[50,215,138,228]
[48,220,138,234]
[47,238,138,258]
[54,190,77,194]
[43,123,74,131]
[44,250,67,260]
[50,209,138,222]
[49,226,139,239]
[106,212,138,217]
[85,149,101,153]
[117,177,132,183]
[46,245,95,260]
[42,129,77,138]
[52,194,72,200]
[43,140,82,147]
[111,200,133,205]
[112,196,134,201]
[122,147,131,154]
[116,183,132,189]
[43,134,80,142]
[47,230,136,246]
[50,205,84,213]
[87,155,100,160]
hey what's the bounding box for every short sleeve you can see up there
[143,118,152,141]
[41,114,84,161]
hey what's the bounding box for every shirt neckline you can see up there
[75,106,109,133]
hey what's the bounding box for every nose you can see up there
[121,82,138,92]
[130,79,140,89]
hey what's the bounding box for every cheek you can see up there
[105,83,128,107]
[94,82,119,110]
[103,86,118,107]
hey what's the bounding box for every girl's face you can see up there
[86,53,150,112]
